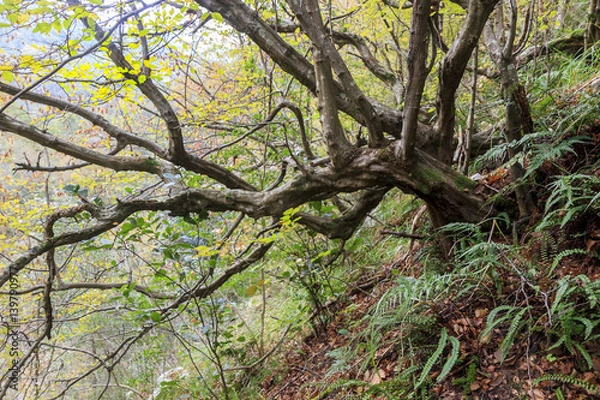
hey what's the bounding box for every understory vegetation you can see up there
[258,47,600,400]
[147,46,600,399]
[0,0,599,399]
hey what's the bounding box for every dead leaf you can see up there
[475,308,489,318]
[370,373,381,385]
[531,388,546,399]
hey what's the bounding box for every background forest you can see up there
[0,0,599,398]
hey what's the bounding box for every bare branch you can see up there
[0,113,170,174]
[1,282,174,299]
[203,100,315,160]
[435,0,500,164]
[296,188,390,239]
[289,0,386,147]
[0,82,168,157]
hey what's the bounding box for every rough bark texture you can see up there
[588,0,600,47]
[484,9,536,219]
[435,0,501,164]
[401,0,432,162]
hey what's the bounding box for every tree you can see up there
[0,0,595,397]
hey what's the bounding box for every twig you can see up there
[380,230,426,240]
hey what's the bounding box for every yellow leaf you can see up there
[245,285,258,296]
[1,70,14,83]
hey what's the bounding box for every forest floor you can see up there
[261,124,600,399]
[262,252,600,399]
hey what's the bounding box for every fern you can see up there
[523,135,591,179]
[538,173,600,230]
[415,328,447,389]
[480,305,520,342]
[437,336,460,382]
[572,342,594,369]
[397,364,421,381]
[551,277,575,316]
[311,379,367,400]
[533,374,600,395]
[577,275,600,308]
[540,231,558,265]
[499,306,530,363]
[549,248,587,276]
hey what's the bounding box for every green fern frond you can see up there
[416,328,447,389]
[571,342,594,370]
[480,305,519,341]
[550,276,576,315]
[540,231,558,265]
[573,274,600,308]
[570,316,596,340]
[397,364,421,381]
[549,248,587,276]
[499,307,530,363]
[437,336,460,382]
[533,374,600,395]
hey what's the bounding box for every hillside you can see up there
[1,1,600,399]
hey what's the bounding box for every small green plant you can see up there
[549,248,588,276]
[537,173,600,230]
[533,374,600,396]
[452,361,478,395]
[480,305,531,363]
[415,328,461,388]
[546,275,600,369]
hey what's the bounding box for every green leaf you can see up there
[309,201,322,212]
[150,311,162,323]
[64,184,80,195]
[33,22,52,34]
[119,221,136,236]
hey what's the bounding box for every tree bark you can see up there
[401,0,432,162]
[587,0,600,48]
[483,4,536,220]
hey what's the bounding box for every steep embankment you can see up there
[263,122,600,399]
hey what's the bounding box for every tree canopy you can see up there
[0,0,599,398]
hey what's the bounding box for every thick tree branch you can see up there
[435,0,500,164]
[296,188,390,239]
[516,34,585,67]
[269,22,398,86]
[288,0,386,147]
[312,45,356,168]
[401,0,432,162]
[331,31,398,85]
